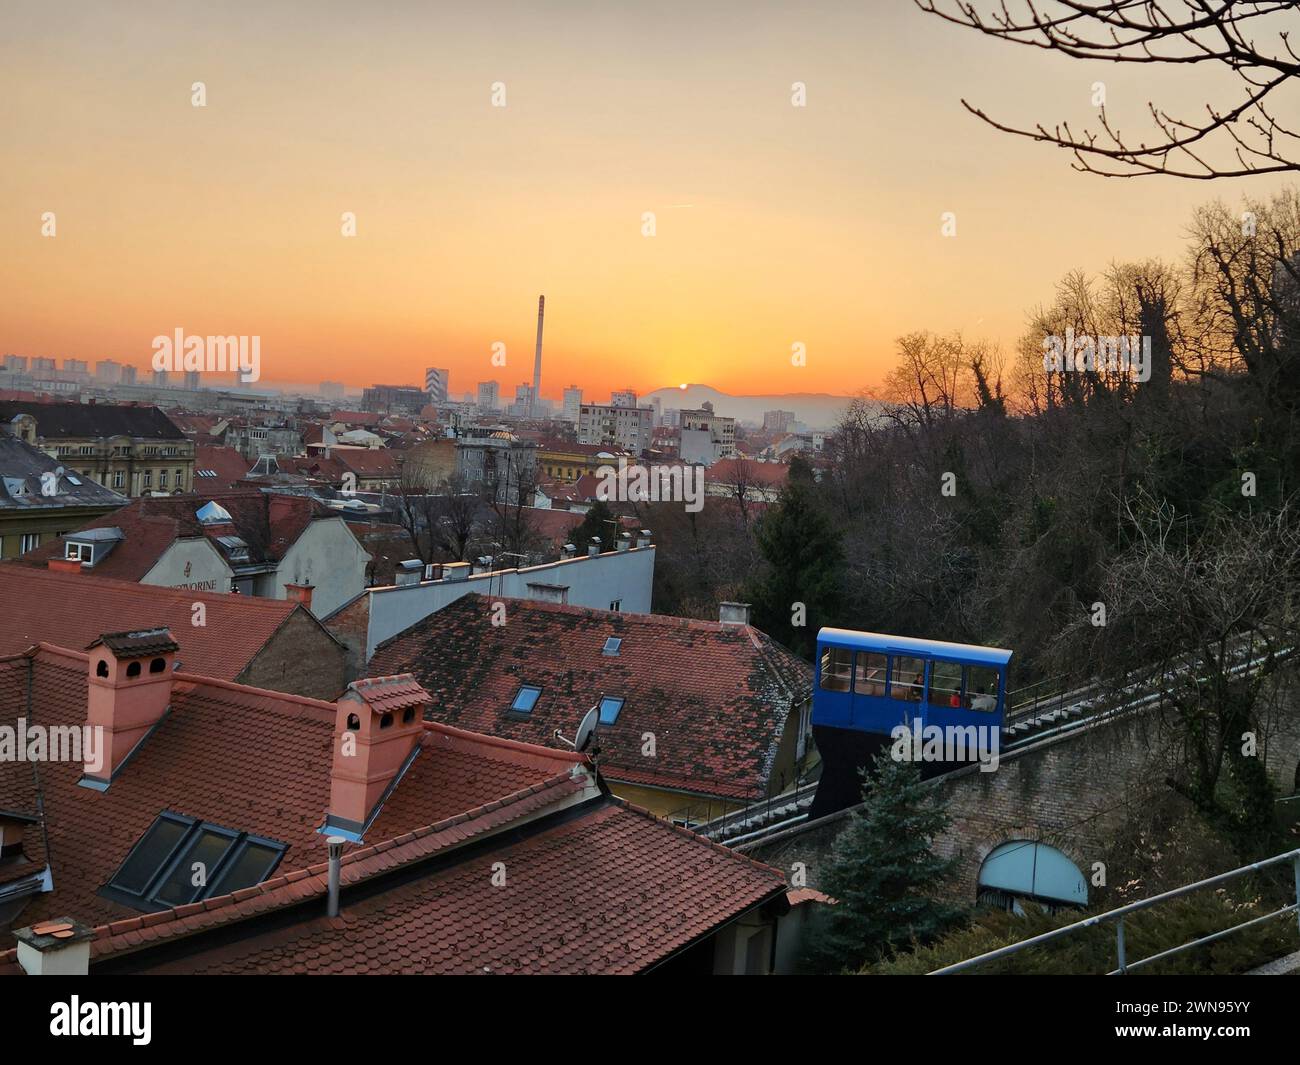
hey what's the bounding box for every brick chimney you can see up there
[324,675,430,840]
[47,557,81,574]
[284,582,314,611]
[83,628,179,787]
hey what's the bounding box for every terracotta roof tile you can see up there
[369,594,813,801]
[0,566,301,680]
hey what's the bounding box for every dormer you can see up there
[63,526,124,568]
[82,628,179,788]
[324,674,430,841]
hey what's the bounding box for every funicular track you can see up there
[700,637,1289,848]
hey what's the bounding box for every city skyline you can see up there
[3,1,1292,398]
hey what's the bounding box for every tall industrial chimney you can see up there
[529,295,545,418]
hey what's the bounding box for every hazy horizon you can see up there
[3,1,1292,398]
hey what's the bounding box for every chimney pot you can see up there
[284,582,314,611]
[326,836,345,917]
[14,918,94,976]
[719,602,752,626]
[325,675,430,839]
[442,561,471,582]
[394,560,422,587]
[83,628,179,785]
[588,537,601,558]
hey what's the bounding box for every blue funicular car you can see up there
[809,627,1013,817]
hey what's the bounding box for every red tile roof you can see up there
[117,799,786,975]
[368,594,813,801]
[0,645,585,937]
[19,489,332,578]
[0,566,303,680]
[0,641,789,975]
[333,449,399,478]
[193,445,253,490]
[330,410,382,427]
[705,459,791,488]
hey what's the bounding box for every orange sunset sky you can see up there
[1,1,1292,400]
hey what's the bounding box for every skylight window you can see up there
[598,696,624,725]
[602,637,622,656]
[511,685,542,713]
[102,811,287,913]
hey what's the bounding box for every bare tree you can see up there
[1053,495,1300,838]
[917,1,1300,178]
[391,461,440,564]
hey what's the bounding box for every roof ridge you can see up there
[424,719,586,768]
[174,673,338,716]
[0,566,299,611]
[604,795,789,884]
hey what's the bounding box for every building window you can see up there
[20,533,39,553]
[113,471,124,488]
[103,811,287,913]
[511,685,542,713]
[598,696,624,725]
[159,470,169,487]
[142,469,152,487]
[609,600,622,612]
[66,542,91,562]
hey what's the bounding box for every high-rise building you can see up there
[562,385,583,423]
[4,355,30,373]
[509,383,535,418]
[152,369,169,388]
[762,409,796,433]
[425,367,449,405]
[611,389,637,409]
[320,380,345,399]
[120,364,138,385]
[63,358,89,374]
[361,384,426,414]
[477,381,500,411]
[679,402,737,466]
[95,360,123,384]
[183,370,202,391]
[578,403,654,454]
[31,357,56,374]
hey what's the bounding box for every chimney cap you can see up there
[13,918,96,953]
[85,628,179,658]
[345,674,430,715]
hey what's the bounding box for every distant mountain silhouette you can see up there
[641,384,869,430]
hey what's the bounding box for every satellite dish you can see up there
[554,705,599,753]
[573,705,599,753]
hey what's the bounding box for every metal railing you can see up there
[667,762,821,838]
[930,848,1300,975]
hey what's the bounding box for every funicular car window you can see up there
[967,665,1000,711]
[853,652,888,696]
[889,656,926,701]
[929,659,963,707]
[820,646,852,691]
